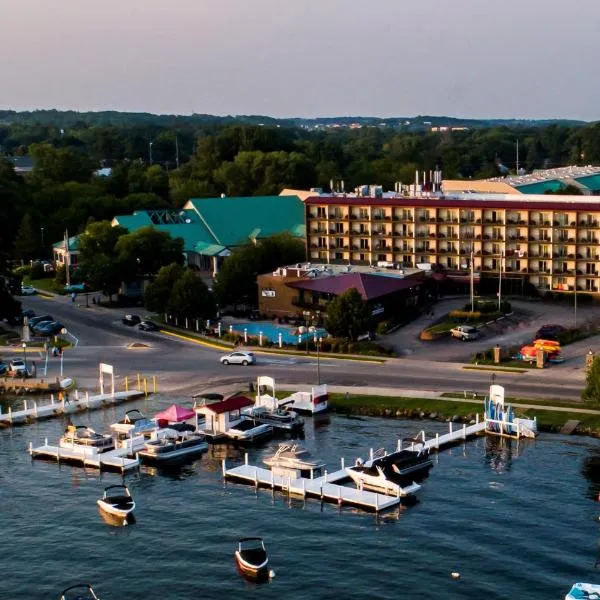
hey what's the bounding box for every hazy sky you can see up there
[2,0,599,120]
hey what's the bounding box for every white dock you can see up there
[29,440,139,473]
[0,390,145,427]
[223,461,401,512]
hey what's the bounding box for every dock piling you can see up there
[463,424,467,440]
[436,433,439,448]
[245,453,249,465]
[153,376,157,393]
[144,378,148,396]
[24,400,28,412]
[29,441,32,455]
[125,377,128,392]
[341,457,345,469]
[75,390,79,401]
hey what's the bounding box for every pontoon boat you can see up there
[263,443,325,478]
[59,425,115,453]
[138,428,208,463]
[565,582,600,599]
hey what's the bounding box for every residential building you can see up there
[257,263,426,319]
[305,193,600,295]
[52,235,80,270]
[111,195,304,276]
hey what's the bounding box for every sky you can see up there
[2,0,600,121]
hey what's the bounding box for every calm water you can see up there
[2,395,600,600]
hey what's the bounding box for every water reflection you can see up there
[484,436,526,474]
[581,452,600,500]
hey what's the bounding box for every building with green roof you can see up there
[111,194,304,275]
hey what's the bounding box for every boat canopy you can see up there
[154,404,195,423]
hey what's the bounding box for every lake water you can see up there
[2,395,600,600]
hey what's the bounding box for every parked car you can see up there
[220,351,255,366]
[122,314,141,326]
[20,284,37,296]
[534,324,567,340]
[31,320,54,333]
[138,320,160,332]
[64,283,87,293]
[9,359,27,374]
[0,361,8,375]
[29,315,54,327]
[35,321,64,336]
[450,325,480,341]
[22,309,36,319]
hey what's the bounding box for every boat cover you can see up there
[154,404,195,423]
[566,582,600,599]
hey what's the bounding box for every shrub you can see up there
[376,320,392,335]
[449,310,482,320]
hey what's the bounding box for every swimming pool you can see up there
[230,322,327,344]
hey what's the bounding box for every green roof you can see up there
[185,195,304,246]
[515,180,564,194]
[194,241,229,256]
[52,235,81,250]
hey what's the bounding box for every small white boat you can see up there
[97,485,135,522]
[346,464,421,497]
[565,582,600,599]
[263,443,325,478]
[226,417,273,444]
[59,425,115,453]
[235,537,269,581]
[138,428,208,463]
[59,584,101,599]
[254,376,328,416]
[248,406,304,432]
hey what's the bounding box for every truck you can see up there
[450,325,480,341]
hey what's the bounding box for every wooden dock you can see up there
[0,390,145,427]
[29,440,139,473]
[223,418,488,513]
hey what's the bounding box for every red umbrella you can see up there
[154,404,195,423]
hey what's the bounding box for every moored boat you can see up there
[249,406,304,432]
[345,463,421,497]
[137,428,208,463]
[59,584,101,599]
[263,442,325,478]
[97,484,135,523]
[565,582,600,599]
[226,417,273,444]
[234,537,269,581]
[59,425,115,453]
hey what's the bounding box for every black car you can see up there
[138,320,160,331]
[29,315,54,327]
[535,324,567,339]
[36,321,64,336]
[122,314,141,326]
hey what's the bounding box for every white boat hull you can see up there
[566,582,600,599]
[97,499,136,518]
[138,441,208,462]
[346,467,421,497]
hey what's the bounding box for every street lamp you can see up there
[316,337,323,385]
[149,141,154,165]
[40,227,44,249]
[22,342,27,374]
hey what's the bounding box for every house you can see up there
[52,235,80,270]
[257,263,427,319]
[112,194,305,276]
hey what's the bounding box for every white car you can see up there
[220,351,255,366]
[20,285,37,296]
[9,359,27,374]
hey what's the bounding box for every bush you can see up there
[376,320,392,335]
[29,263,45,279]
[465,299,511,314]
[449,310,482,320]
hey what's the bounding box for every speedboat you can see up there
[346,462,421,497]
[366,446,434,479]
[137,427,208,463]
[565,582,600,599]
[59,425,115,453]
[226,417,273,444]
[97,485,135,523]
[59,584,101,599]
[234,537,269,581]
[263,443,325,478]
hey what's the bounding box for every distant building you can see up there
[52,235,80,269]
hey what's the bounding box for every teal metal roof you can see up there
[515,180,564,194]
[194,241,228,256]
[52,235,81,250]
[186,195,304,246]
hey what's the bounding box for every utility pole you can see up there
[470,250,475,313]
[498,252,503,313]
[574,286,578,329]
[64,229,71,286]
[175,136,180,169]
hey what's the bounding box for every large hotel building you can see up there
[304,192,600,294]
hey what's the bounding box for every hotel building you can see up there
[305,193,600,294]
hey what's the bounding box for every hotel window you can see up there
[492,227,501,240]
[318,251,327,260]
[378,254,387,262]
[335,238,343,248]
[335,222,344,233]
[335,252,343,260]
[587,263,597,274]
[318,237,326,248]
[317,207,326,218]
[359,253,366,261]
[359,208,369,219]
[360,238,369,250]
[402,209,413,220]
[492,243,501,255]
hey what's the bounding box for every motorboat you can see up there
[59,425,115,453]
[226,417,273,444]
[365,446,434,479]
[110,410,156,452]
[263,443,325,478]
[565,582,600,599]
[97,485,135,524]
[59,584,101,599]
[345,463,421,497]
[137,427,208,463]
[234,537,269,581]
[249,406,304,432]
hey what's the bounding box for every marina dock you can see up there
[29,439,139,473]
[0,390,145,427]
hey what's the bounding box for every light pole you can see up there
[316,337,322,385]
[22,342,27,373]
[149,141,154,165]
[40,227,44,250]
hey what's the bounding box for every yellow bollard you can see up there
[153,375,157,393]
[137,372,141,390]
[125,376,129,392]
[144,378,148,397]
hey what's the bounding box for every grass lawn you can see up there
[23,277,63,294]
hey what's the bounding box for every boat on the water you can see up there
[249,406,304,432]
[226,417,273,444]
[59,425,115,453]
[254,376,328,415]
[345,462,421,497]
[110,409,156,452]
[364,445,434,479]
[234,537,269,581]
[137,427,208,463]
[59,584,101,599]
[263,443,325,478]
[565,582,600,599]
[97,485,135,523]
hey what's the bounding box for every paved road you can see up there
[2,294,590,401]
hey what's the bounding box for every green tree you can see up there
[144,262,185,313]
[325,288,372,341]
[168,270,216,320]
[14,214,40,261]
[213,233,305,307]
[583,356,600,403]
[29,142,95,183]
